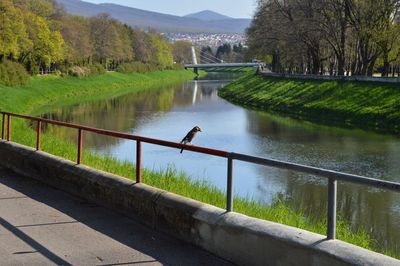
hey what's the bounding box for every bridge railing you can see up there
[1,111,400,241]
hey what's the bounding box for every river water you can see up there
[43,73,400,254]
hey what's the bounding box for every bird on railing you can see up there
[180,126,202,153]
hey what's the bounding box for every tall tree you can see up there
[22,12,64,73]
[172,41,192,64]
[247,0,400,76]
[60,15,94,65]
[149,33,173,68]
[132,29,155,64]
[90,13,120,66]
[0,0,32,61]
[319,0,350,75]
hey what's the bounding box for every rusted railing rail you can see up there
[1,111,400,241]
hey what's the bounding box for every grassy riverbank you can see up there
[0,71,397,258]
[219,73,400,134]
[0,71,195,114]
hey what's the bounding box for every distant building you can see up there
[165,33,247,47]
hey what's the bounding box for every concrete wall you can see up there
[1,140,399,266]
[261,72,400,83]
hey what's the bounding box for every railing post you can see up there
[227,156,233,212]
[327,178,337,239]
[136,141,142,183]
[1,113,5,139]
[77,129,83,164]
[7,114,11,141]
[36,121,42,151]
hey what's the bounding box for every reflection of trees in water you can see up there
[285,174,400,253]
[41,88,176,147]
[247,109,400,253]
[172,82,196,106]
[247,114,321,142]
[245,110,400,178]
[173,81,225,107]
[200,73,244,80]
[41,80,227,149]
[200,82,224,97]
[253,164,400,253]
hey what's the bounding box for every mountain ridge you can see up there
[55,0,251,33]
[184,10,232,21]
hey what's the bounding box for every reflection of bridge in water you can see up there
[184,46,263,75]
[191,80,225,104]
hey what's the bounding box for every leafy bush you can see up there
[167,63,184,70]
[116,62,159,73]
[0,60,29,86]
[68,66,91,77]
[88,63,106,76]
[57,64,69,75]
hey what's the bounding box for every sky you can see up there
[82,0,257,18]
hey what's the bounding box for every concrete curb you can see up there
[1,140,399,266]
[260,72,400,83]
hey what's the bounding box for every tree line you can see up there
[247,0,400,76]
[0,0,192,78]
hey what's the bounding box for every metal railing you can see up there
[1,111,400,240]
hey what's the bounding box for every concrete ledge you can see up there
[1,140,399,266]
[261,72,400,83]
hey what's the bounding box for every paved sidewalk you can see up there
[0,166,233,266]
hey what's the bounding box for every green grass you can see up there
[0,71,196,115]
[0,71,398,259]
[219,73,400,134]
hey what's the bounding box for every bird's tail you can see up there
[180,148,184,154]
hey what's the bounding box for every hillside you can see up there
[55,0,251,33]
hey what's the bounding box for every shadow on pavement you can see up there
[0,167,233,265]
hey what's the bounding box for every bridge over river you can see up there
[184,46,263,74]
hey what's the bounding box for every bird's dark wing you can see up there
[181,130,194,143]
[180,133,190,143]
[187,131,197,142]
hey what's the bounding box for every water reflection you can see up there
[42,88,176,148]
[246,111,400,179]
[43,74,400,254]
